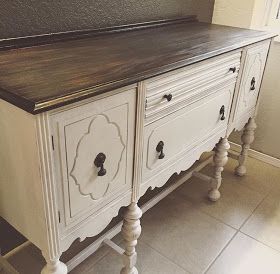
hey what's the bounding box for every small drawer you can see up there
[235,40,270,118]
[144,51,241,124]
[50,88,136,228]
[143,82,234,181]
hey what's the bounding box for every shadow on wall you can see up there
[0,0,214,39]
[229,41,280,159]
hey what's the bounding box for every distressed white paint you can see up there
[208,137,230,201]
[143,84,233,187]
[0,40,271,273]
[235,41,271,118]
[235,117,258,176]
[145,51,241,124]
[121,203,142,274]
[50,88,135,227]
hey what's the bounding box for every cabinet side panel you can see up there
[0,99,47,249]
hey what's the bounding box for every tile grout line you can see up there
[87,161,277,273]
[74,236,125,271]
[187,203,239,231]
[76,245,115,272]
[203,229,239,274]
[176,158,274,232]
[140,207,238,274]
[226,156,278,196]
[136,182,240,273]
[198,162,276,235]
[175,188,250,232]
[145,161,279,273]
[138,238,191,273]
[239,231,280,254]
[204,175,275,273]
[174,189,240,231]
[234,179,273,200]
[239,189,271,231]
[139,186,241,273]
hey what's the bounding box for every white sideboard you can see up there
[0,17,274,274]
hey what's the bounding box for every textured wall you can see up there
[0,0,214,39]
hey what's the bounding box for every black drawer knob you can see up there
[250,77,256,90]
[229,67,237,73]
[94,153,107,176]
[156,141,165,159]
[220,105,226,121]
[163,94,173,102]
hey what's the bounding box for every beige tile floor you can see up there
[1,156,280,274]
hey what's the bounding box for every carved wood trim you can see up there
[36,112,61,258]
[132,82,146,202]
[69,114,125,200]
[140,128,227,197]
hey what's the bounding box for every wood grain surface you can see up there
[0,18,275,114]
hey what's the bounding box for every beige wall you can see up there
[213,0,255,28]
[212,0,266,29]
[213,0,280,159]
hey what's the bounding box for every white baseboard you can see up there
[229,141,280,168]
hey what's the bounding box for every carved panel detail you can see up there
[235,41,270,118]
[241,53,263,108]
[70,114,125,200]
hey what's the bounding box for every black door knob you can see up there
[156,141,165,159]
[229,67,237,73]
[94,153,107,176]
[250,77,256,90]
[163,94,173,102]
[220,105,226,121]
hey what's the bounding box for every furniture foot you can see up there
[208,137,230,202]
[235,117,257,176]
[121,202,142,274]
[41,253,67,274]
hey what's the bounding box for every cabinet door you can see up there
[235,40,270,118]
[51,88,136,227]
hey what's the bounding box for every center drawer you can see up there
[143,82,235,181]
[145,51,241,124]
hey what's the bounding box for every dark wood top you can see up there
[0,17,275,114]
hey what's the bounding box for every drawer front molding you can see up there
[140,127,227,197]
[145,51,241,124]
[142,83,235,192]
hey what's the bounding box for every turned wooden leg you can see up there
[208,137,230,202]
[41,252,67,274]
[235,117,257,176]
[121,202,142,274]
